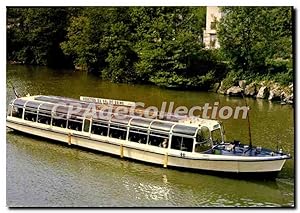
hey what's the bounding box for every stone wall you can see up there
[216,80,293,104]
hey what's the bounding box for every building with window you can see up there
[203,6,222,49]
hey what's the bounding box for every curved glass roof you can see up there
[111,116,131,124]
[12,96,202,137]
[130,118,152,128]
[25,101,40,109]
[39,103,54,111]
[13,98,26,107]
[150,121,174,132]
[172,125,198,136]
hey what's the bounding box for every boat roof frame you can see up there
[10,95,222,136]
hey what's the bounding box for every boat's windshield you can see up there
[194,126,213,153]
[211,128,223,144]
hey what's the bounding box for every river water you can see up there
[6,65,294,207]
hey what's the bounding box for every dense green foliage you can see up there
[60,7,224,87]
[218,7,293,85]
[7,8,81,67]
[7,7,225,89]
[7,7,293,89]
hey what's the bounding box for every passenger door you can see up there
[82,118,92,137]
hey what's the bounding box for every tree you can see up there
[61,7,217,86]
[61,7,138,82]
[7,7,80,67]
[99,8,138,82]
[8,7,224,88]
[131,7,214,87]
[61,8,110,72]
[218,7,292,78]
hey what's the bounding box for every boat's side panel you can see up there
[123,146,166,166]
[7,120,122,157]
[237,159,286,173]
[167,155,239,172]
[167,155,285,172]
[7,120,69,145]
[7,120,166,166]
[7,119,286,173]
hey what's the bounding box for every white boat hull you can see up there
[6,119,287,174]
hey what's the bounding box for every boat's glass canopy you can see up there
[173,125,198,136]
[10,96,204,137]
[13,98,26,107]
[150,121,174,132]
[39,103,54,111]
[111,116,131,124]
[26,101,40,109]
[130,118,152,128]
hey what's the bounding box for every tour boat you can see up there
[6,94,291,176]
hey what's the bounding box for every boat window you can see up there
[195,142,212,153]
[52,112,67,128]
[109,123,127,140]
[128,127,148,144]
[24,107,38,122]
[67,116,83,131]
[91,120,108,136]
[13,99,26,117]
[171,136,193,152]
[83,119,91,132]
[11,106,23,118]
[148,131,169,147]
[194,126,213,153]
[196,126,210,142]
[37,110,52,125]
[37,114,51,125]
[211,128,222,144]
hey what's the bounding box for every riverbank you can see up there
[213,79,293,105]
[7,61,294,105]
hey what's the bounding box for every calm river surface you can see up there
[6,65,294,207]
